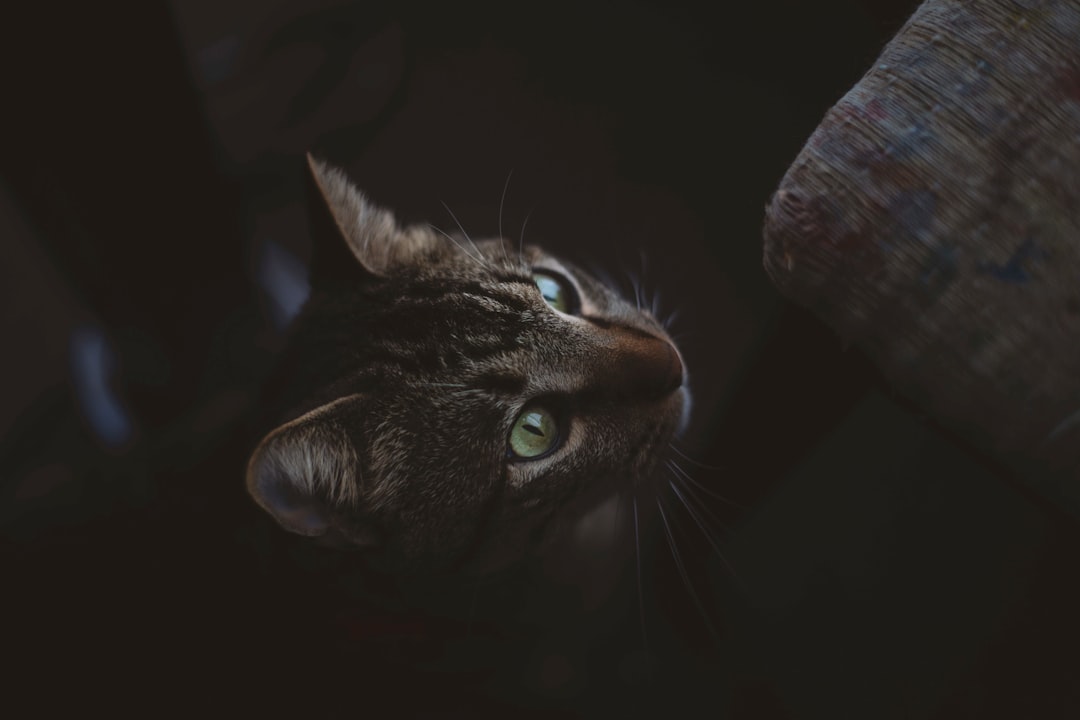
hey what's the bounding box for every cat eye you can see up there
[532,271,579,315]
[508,404,560,459]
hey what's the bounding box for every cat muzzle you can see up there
[593,327,684,401]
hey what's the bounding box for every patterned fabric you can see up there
[763,0,1080,512]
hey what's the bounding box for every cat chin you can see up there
[459,483,627,577]
[567,491,624,556]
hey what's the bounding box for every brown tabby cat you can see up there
[246,155,687,575]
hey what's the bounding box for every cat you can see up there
[246,154,688,577]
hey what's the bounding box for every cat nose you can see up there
[595,327,684,400]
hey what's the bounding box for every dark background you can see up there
[3,0,1079,717]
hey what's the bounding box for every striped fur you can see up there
[246,157,687,574]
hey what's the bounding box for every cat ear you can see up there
[246,394,377,546]
[305,153,437,285]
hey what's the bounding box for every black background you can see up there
[3,0,1079,717]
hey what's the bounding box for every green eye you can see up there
[533,271,577,314]
[509,405,559,459]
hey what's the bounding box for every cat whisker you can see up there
[662,307,683,332]
[667,462,741,528]
[651,291,683,334]
[672,473,734,535]
[440,201,486,263]
[656,495,718,639]
[665,471,736,577]
[497,169,514,265]
[668,442,725,471]
[427,223,486,267]
[612,490,623,548]
[666,456,744,510]
[637,248,659,318]
[518,207,535,263]
[623,269,644,313]
[584,260,620,294]
[633,494,648,651]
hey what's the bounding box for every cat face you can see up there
[246,156,687,575]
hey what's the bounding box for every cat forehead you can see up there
[446,242,626,320]
[425,239,556,276]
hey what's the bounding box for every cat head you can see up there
[246,155,687,575]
